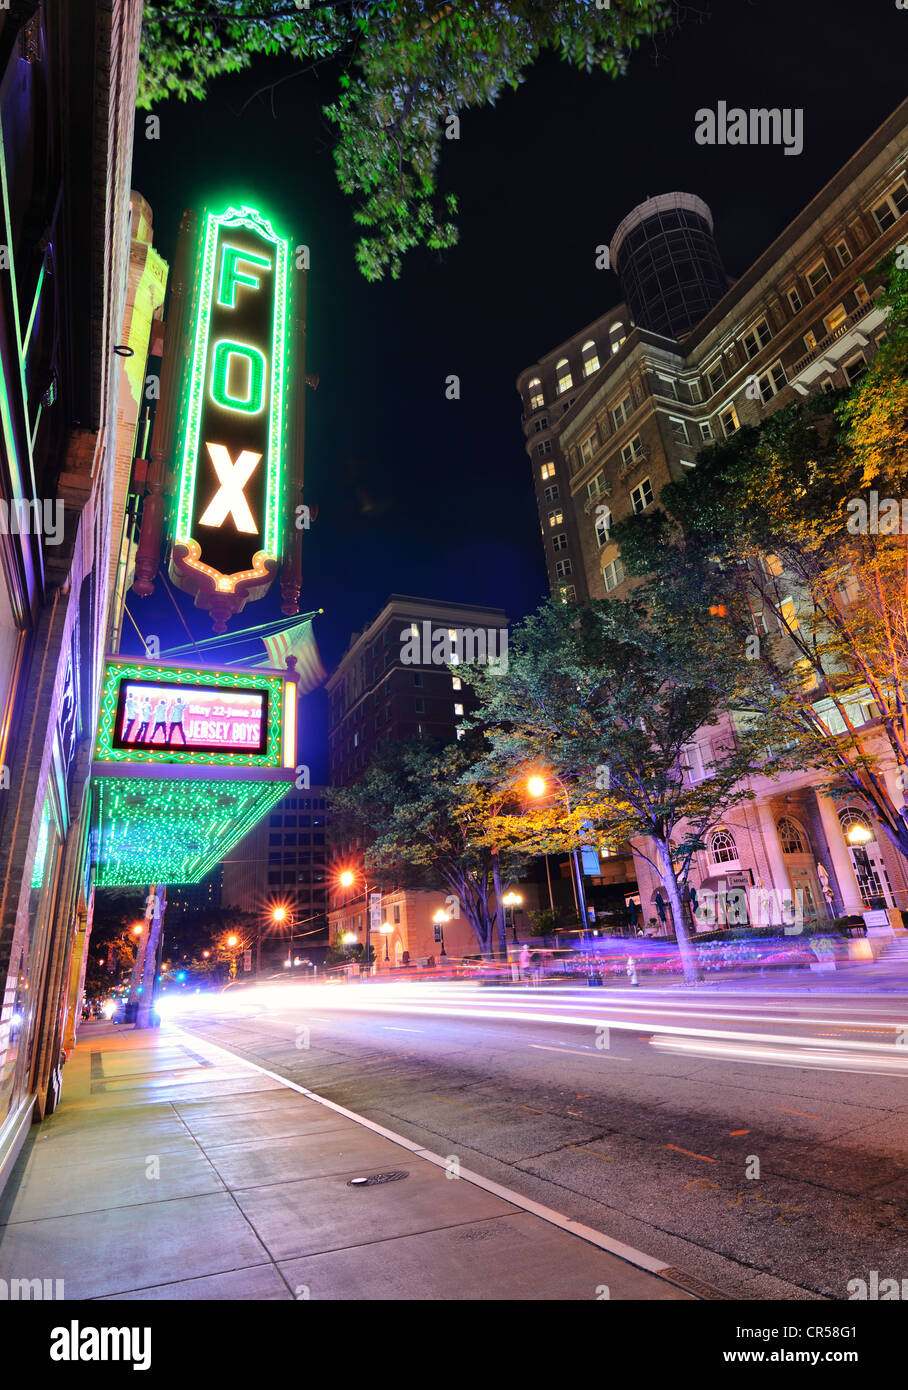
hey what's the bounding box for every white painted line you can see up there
[171,1024,678,1284]
[382,1026,423,1033]
[530,1044,628,1060]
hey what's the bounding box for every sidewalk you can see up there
[0,1022,693,1301]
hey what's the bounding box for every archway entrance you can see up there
[838,808,894,908]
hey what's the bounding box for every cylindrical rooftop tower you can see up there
[609,192,727,340]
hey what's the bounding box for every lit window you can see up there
[561,584,577,603]
[540,462,555,481]
[824,304,846,334]
[528,377,545,410]
[455,727,465,741]
[454,703,464,716]
[582,341,600,375]
[803,329,817,352]
[854,282,870,306]
[602,557,624,592]
[720,405,739,436]
[548,507,563,528]
[595,508,611,548]
[556,358,573,394]
[778,597,799,633]
[452,676,462,690]
[708,828,738,864]
[630,477,653,513]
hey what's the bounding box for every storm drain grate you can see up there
[348,1170,409,1188]
[659,1267,728,1300]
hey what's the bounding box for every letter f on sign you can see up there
[199,443,261,533]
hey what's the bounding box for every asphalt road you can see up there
[173,981,908,1300]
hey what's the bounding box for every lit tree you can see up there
[463,598,776,984]
[138,0,675,279]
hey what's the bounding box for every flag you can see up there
[259,618,326,694]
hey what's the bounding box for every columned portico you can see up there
[813,791,864,916]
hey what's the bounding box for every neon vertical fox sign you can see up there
[170,205,291,631]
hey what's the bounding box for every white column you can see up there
[814,791,864,916]
[756,799,790,924]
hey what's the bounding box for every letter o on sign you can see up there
[210,339,266,414]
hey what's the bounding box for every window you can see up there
[681,743,706,784]
[835,239,852,266]
[413,671,422,685]
[871,180,908,232]
[528,377,544,410]
[537,438,552,457]
[612,394,632,429]
[824,303,846,334]
[689,380,702,403]
[454,703,464,716]
[803,329,817,352]
[708,828,738,865]
[778,597,799,633]
[587,473,604,500]
[777,817,807,855]
[555,558,572,578]
[706,362,726,396]
[533,417,549,433]
[562,585,577,602]
[552,533,568,551]
[631,477,654,513]
[595,508,611,548]
[757,361,787,403]
[393,905,401,924]
[699,421,713,441]
[843,356,867,386]
[806,260,832,296]
[602,557,624,592]
[556,358,573,394]
[669,416,689,444]
[854,282,870,306]
[742,319,772,358]
[540,462,555,481]
[547,507,563,528]
[657,374,678,399]
[620,434,644,467]
[786,286,803,314]
[543,484,560,503]
[582,341,600,375]
[580,434,596,465]
[720,404,739,436]
[452,676,462,691]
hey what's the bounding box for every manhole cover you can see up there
[348,1170,409,1188]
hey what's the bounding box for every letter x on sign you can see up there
[199,443,261,533]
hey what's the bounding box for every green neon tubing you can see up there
[210,339,266,414]
[217,244,272,308]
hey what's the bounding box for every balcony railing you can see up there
[789,297,878,379]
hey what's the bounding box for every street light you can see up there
[847,823,873,845]
[526,772,590,929]
[502,891,523,944]
[432,908,449,957]
[379,920,393,962]
[337,868,375,977]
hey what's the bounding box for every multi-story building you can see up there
[222,788,330,968]
[0,0,155,1193]
[326,595,512,964]
[517,97,908,936]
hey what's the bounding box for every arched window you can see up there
[581,340,600,376]
[556,358,573,394]
[708,828,738,864]
[528,377,544,411]
[777,817,807,854]
[838,807,876,845]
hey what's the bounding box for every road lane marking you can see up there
[530,1043,627,1060]
[382,1026,423,1033]
[569,1144,613,1162]
[666,1144,715,1162]
[729,1129,750,1136]
[780,1107,820,1119]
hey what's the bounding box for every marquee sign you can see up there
[170,204,291,630]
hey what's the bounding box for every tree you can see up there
[614,259,908,866]
[138,0,674,280]
[462,598,778,984]
[329,734,529,956]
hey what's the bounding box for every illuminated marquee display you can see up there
[170,204,291,630]
[91,658,298,886]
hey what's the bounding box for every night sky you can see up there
[127,0,907,781]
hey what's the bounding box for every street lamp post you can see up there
[502,891,523,943]
[379,921,392,963]
[432,908,449,957]
[340,869,375,977]
[527,773,590,931]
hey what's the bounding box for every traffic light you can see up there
[708,603,727,617]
